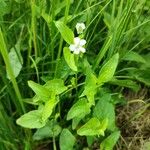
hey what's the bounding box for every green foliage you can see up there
[33,120,62,140]
[28,81,51,102]
[82,69,97,105]
[98,53,119,85]
[93,94,116,131]
[100,131,120,150]
[55,21,74,44]
[0,0,149,149]
[16,110,45,129]
[67,98,90,120]
[122,51,146,63]
[59,129,75,150]
[63,47,77,71]
[77,118,108,136]
[7,42,23,79]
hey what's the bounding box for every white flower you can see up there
[76,23,86,34]
[69,37,86,54]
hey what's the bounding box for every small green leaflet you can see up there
[67,98,90,120]
[41,97,58,122]
[63,47,77,72]
[72,117,82,130]
[33,120,62,140]
[55,21,74,44]
[98,53,119,85]
[28,81,51,102]
[59,129,75,150]
[16,110,45,129]
[93,94,116,131]
[77,117,108,136]
[100,131,120,150]
[44,79,67,95]
[29,79,67,103]
[82,69,97,105]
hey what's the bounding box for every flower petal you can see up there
[69,44,76,52]
[74,37,80,45]
[80,39,86,46]
[73,49,80,54]
[79,47,86,53]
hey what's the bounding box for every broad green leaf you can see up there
[59,129,75,150]
[55,57,72,79]
[122,51,146,63]
[77,118,107,136]
[67,98,90,120]
[63,47,77,71]
[100,131,120,150]
[93,94,116,131]
[82,70,97,105]
[55,21,74,44]
[33,120,62,140]
[110,78,140,92]
[16,110,45,129]
[7,43,23,79]
[98,53,119,85]
[72,117,82,130]
[41,96,58,122]
[44,79,67,94]
[28,81,51,102]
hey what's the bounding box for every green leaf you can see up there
[110,78,140,92]
[98,53,119,85]
[41,11,52,24]
[33,120,62,140]
[134,69,150,86]
[100,131,120,150]
[16,110,45,129]
[7,44,23,79]
[77,118,108,136]
[67,98,90,120]
[93,94,116,131]
[41,96,58,122]
[0,0,10,16]
[63,47,77,72]
[59,129,75,150]
[82,70,97,105]
[55,21,74,44]
[28,81,51,102]
[44,79,67,95]
[72,117,82,130]
[122,51,146,63]
[55,57,72,79]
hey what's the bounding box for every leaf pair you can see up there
[17,79,67,129]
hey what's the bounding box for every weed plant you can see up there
[0,0,149,149]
